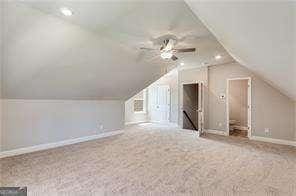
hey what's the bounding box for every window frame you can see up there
[133,89,147,114]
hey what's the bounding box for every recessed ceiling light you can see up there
[60,7,73,16]
[180,62,185,66]
[161,51,173,59]
[215,54,222,60]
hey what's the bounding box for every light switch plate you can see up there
[219,93,226,100]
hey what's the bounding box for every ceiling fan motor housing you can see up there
[162,39,176,51]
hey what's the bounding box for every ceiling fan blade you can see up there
[140,47,158,51]
[174,48,196,53]
[171,55,178,61]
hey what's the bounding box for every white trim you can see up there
[0,130,124,159]
[198,82,205,134]
[205,130,296,147]
[226,77,252,138]
[150,120,170,124]
[125,121,148,125]
[205,129,228,136]
[134,111,147,114]
[133,89,147,113]
[250,136,296,147]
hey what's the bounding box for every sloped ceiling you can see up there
[1,0,232,100]
[186,1,296,100]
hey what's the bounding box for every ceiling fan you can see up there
[140,39,196,61]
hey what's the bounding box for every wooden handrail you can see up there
[183,110,198,131]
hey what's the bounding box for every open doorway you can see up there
[182,83,204,133]
[227,78,251,138]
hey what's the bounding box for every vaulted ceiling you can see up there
[4,1,292,101]
[186,1,296,100]
[1,0,232,100]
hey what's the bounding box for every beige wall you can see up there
[0,2,2,151]
[178,67,209,128]
[208,62,295,141]
[2,100,124,151]
[295,102,296,140]
[176,62,295,141]
[0,99,1,152]
[229,80,248,127]
[125,90,148,124]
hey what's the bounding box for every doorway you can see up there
[227,78,251,138]
[149,85,170,123]
[182,83,204,133]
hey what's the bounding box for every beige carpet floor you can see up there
[0,123,295,196]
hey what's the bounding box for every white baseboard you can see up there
[205,129,296,147]
[149,120,171,124]
[0,130,124,159]
[205,129,228,136]
[250,136,296,147]
[125,121,148,125]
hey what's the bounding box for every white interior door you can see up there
[150,85,170,123]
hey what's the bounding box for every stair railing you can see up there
[183,110,198,131]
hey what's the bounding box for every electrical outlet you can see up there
[100,125,104,130]
[264,128,269,134]
[218,122,223,127]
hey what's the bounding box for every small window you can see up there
[134,89,146,113]
[134,100,144,112]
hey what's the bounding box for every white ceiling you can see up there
[186,1,296,100]
[1,0,232,100]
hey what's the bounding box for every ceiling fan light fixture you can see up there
[161,51,173,59]
[215,54,222,60]
[60,7,73,16]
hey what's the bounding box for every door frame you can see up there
[180,81,205,132]
[198,82,205,134]
[226,77,252,138]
